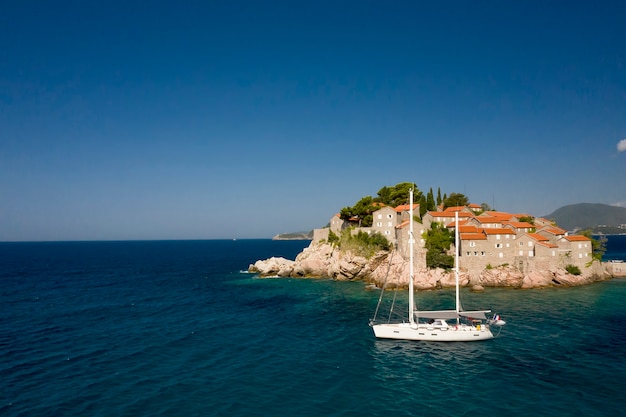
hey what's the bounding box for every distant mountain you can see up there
[543,203,626,232]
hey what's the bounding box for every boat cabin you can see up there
[427,319,449,328]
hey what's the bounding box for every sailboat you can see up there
[371,189,505,342]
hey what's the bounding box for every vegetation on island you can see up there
[327,229,390,258]
[423,223,455,269]
[565,264,582,275]
[339,182,419,227]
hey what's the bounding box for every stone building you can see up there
[312,203,593,276]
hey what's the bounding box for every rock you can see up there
[249,257,295,277]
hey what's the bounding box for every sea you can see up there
[2,235,626,417]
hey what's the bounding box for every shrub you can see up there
[565,264,581,275]
[334,229,390,258]
[426,251,454,270]
[328,230,339,246]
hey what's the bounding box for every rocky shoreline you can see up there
[249,241,620,290]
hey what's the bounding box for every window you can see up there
[376,222,382,227]
[387,222,393,227]
[470,242,476,247]
[481,251,485,256]
[499,252,504,258]
[377,214,382,219]
[519,242,524,246]
[495,243,502,248]
[387,214,393,219]
[496,235,501,240]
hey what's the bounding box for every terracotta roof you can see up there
[539,225,566,235]
[428,211,474,218]
[536,241,558,248]
[443,206,467,212]
[473,216,501,224]
[527,233,550,242]
[459,225,481,233]
[503,221,534,228]
[394,203,419,212]
[445,219,476,228]
[563,235,591,242]
[396,220,410,229]
[461,232,487,240]
[483,228,516,235]
[485,211,515,220]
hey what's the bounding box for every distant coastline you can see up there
[272,231,313,240]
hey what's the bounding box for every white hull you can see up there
[373,322,494,342]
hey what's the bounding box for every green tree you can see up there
[375,182,420,206]
[419,194,427,217]
[518,216,535,225]
[426,188,435,211]
[423,223,454,269]
[436,187,442,206]
[443,193,469,209]
[340,196,375,226]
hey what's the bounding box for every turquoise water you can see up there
[1,238,625,416]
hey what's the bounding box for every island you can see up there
[250,183,626,289]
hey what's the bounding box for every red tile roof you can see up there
[443,206,467,212]
[563,235,591,242]
[459,225,481,233]
[473,216,501,224]
[503,221,534,229]
[527,233,550,242]
[483,228,517,235]
[539,225,567,235]
[461,232,487,240]
[396,220,410,229]
[485,211,515,220]
[536,241,558,248]
[429,211,474,218]
[394,204,419,212]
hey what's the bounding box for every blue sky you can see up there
[1,1,625,241]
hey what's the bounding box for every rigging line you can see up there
[371,248,395,324]
[387,284,399,324]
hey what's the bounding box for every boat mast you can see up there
[455,211,460,324]
[408,189,415,325]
